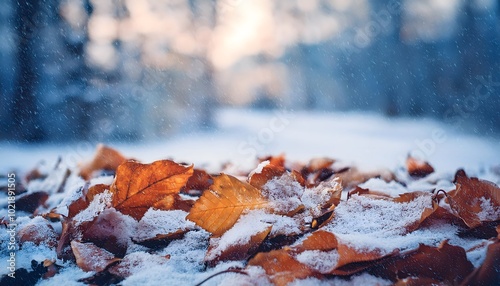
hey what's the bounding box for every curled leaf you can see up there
[249,162,286,190]
[448,169,500,228]
[461,241,500,285]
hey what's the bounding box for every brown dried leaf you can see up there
[187,174,268,237]
[335,167,394,190]
[71,241,121,272]
[110,160,193,220]
[295,230,338,252]
[17,191,49,213]
[406,156,434,178]
[67,184,109,219]
[461,241,500,285]
[205,225,272,266]
[18,217,57,248]
[80,144,127,180]
[183,169,213,195]
[81,208,134,257]
[448,169,500,228]
[370,241,474,284]
[249,163,286,190]
[248,249,321,286]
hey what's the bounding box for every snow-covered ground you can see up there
[0,108,499,285]
[1,108,499,175]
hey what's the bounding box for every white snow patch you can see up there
[477,197,500,221]
[133,209,195,242]
[301,177,341,216]
[73,190,112,224]
[263,173,304,214]
[206,212,272,261]
[295,250,339,274]
[325,194,433,253]
[89,175,114,187]
[358,178,408,197]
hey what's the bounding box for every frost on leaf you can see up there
[187,174,268,236]
[71,240,121,272]
[133,209,195,247]
[109,160,193,220]
[205,213,272,265]
[18,216,58,248]
[447,169,500,228]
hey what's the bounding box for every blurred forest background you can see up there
[1,0,499,142]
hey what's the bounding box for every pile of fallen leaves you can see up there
[1,144,499,285]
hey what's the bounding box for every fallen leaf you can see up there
[110,160,193,220]
[406,156,434,178]
[187,174,268,237]
[259,154,286,168]
[18,216,57,248]
[67,184,109,219]
[335,167,394,190]
[205,224,272,266]
[295,230,393,275]
[461,241,500,285]
[301,176,342,217]
[249,163,287,190]
[81,208,136,257]
[132,209,195,248]
[16,191,49,213]
[108,252,170,279]
[79,144,127,180]
[448,169,500,228]
[248,249,321,286]
[369,241,474,284]
[183,169,213,196]
[295,230,338,252]
[71,241,121,272]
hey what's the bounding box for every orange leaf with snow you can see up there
[187,174,268,236]
[448,169,500,228]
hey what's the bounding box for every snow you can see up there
[301,177,341,216]
[89,175,114,187]
[206,213,272,261]
[248,160,270,177]
[133,209,195,242]
[477,197,500,221]
[324,193,434,254]
[295,250,339,274]
[0,109,499,285]
[358,178,408,197]
[262,173,304,215]
[1,109,499,175]
[73,190,112,225]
